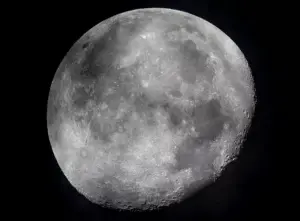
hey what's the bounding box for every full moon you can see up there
[47,8,256,211]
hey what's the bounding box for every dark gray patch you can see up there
[70,21,131,83]
[89,118,112,143]
[133,93,150,113]
[71,86,93,110]
[175,141,196,170]
[178,39,210,83]
[169,89,182,98]
[181,39,209,71]
[147,102,158,109]
[82,41,90,50]
[174,137,218,177]
[184,22,207,42]
[160,102,171,113]
[78,38,112,80]
[193,99,230,141]
[161,103,192,130]
[131,93,159,127]
[174,138,204,170]
[169,106,183,127]
[104,91,122,110]
[74,19,150,90]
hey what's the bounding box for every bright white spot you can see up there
[140,32,156,40]
[142,80,149,88]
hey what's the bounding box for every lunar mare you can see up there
[47,8,255,210]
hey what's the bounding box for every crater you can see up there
[82,41,91,50]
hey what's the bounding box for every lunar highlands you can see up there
[47,8,255,210]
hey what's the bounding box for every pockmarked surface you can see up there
[47,8,255,210]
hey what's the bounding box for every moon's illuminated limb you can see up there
[47,8,255,210]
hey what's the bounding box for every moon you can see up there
[47,8,256,210]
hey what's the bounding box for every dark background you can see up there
[29,0,283,220]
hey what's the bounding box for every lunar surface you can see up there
[47,8,255,210]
